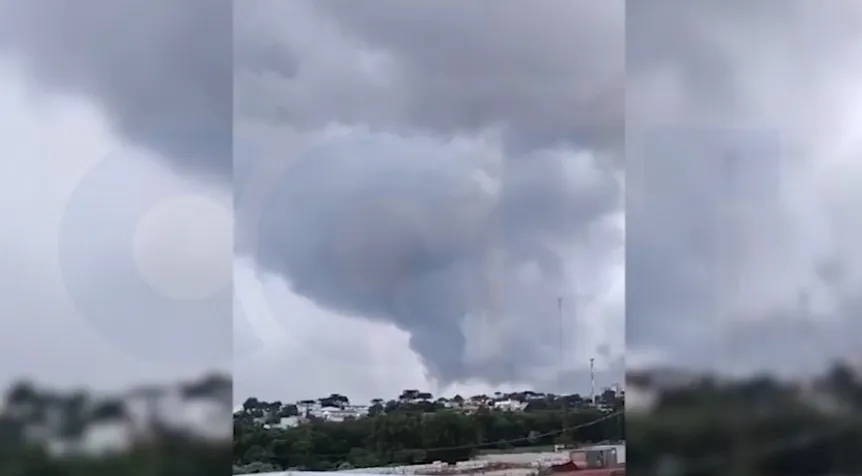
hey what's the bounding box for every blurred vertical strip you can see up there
[627,0,862,474]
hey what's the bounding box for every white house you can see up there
[492,399,527,411]
[303,403,369,422]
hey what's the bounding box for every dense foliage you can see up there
[627,362,862,476]
[234,391,624,472]
[0,374,231,475]
[1,434,232,476]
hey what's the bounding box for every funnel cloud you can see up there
[234,0,624,398]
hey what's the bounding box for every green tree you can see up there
[627,363,862,476]
[1,377,232,475]
[234,396,623,470]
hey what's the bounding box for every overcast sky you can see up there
[0,0,624,404]
[627,0,862,377]
[0,0,233,394]
[233,0,625,403]
[3,0,857,407]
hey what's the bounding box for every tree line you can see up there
[627,362,862,476]
[237,387,622,421]
[0,373,232,475]
[234,390,624,473]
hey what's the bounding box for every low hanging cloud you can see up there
[1,0,624,395]
[235,0,625,391]
[0,0,232,182]
[234,0,624,156]
[237,131,622,385]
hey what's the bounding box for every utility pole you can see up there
[616,382,623,440]
[558,296,567,445]
[722,151,749,473]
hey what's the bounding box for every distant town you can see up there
[235,386,624,430]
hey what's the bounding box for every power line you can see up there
[558,296,566,443]
[256,411,623,461]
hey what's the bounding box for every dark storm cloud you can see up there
[235,0,623,156]
[627,0,862,373]
[0,0,232,181]
[240,133,621,385]
[234,0,625,388]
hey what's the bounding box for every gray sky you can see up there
[627,0,862,376]
[0,0,232,393]
[0,0,624,404]
[233,0,625,403]
[8,0,855,407]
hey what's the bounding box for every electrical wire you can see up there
[250,410,623,461]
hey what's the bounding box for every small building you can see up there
[569,444,624,467]
[492,399,527,411]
